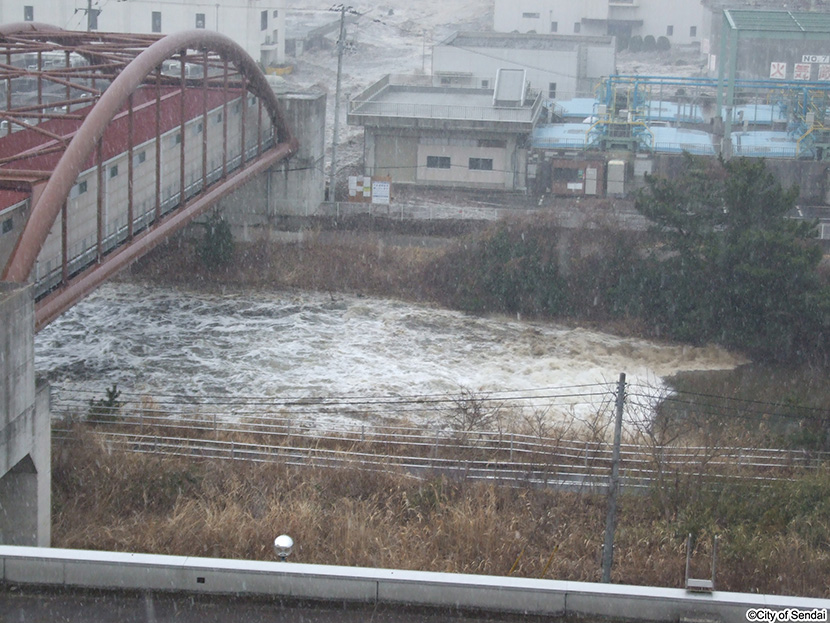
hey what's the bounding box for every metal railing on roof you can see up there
[348,98,540,124]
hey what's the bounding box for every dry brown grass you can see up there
[128,231,440,302]
[52,428,830,597]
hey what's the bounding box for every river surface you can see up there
[35,282,745,428]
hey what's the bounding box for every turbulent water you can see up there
[35,282,744,428]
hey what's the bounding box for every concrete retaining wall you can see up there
[216,89,327,241]
[2,546,828,622]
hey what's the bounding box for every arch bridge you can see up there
[0,23,298,330]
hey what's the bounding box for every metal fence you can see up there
[54,408,829,493]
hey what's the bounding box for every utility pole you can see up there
[77,0,99,32]
[328,5,347,202]
[601,372,626,583]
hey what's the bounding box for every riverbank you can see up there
[51,425,830,598]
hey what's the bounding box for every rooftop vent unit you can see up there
[493,68,527,107]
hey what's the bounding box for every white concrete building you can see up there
[0,0,286,68]
[433,32,616,101]
[494,0,707,47]
[347,72,544,192]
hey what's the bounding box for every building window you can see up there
[24,6,33,21]
[109,165,118,178]
[548,82,557,99]
[522,12,540,19]
[196,13,206,29]
[481,79,489,88]
[666,25,674,36]
[574,22,581,33]
[469,158,493,171]
[194,122,203,134]
[2,218,12,234]
[215,112,223,124]
[78,180,88,194]
[550,22,558,33]
[152,11,162,33]
[273,10,279,17]
[261,10,268,31]
[478,139,506,148]
[690,25,697,37]
[135,150,146,165]
[426,156,451,169]
[172,132,181,146]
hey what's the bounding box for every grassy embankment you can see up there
[53,424,830,597]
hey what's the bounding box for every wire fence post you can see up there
[602,372,626,583]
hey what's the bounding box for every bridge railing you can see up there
[33,137,275,300]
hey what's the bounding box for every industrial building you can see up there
[494,0,707,46]
[347,71,543,193]
[0,0,286,68]
[432,31,616,101]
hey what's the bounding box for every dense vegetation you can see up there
[427,156,830,366]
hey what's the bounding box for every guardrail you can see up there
[3,545,828,622]
[54,407,829,491]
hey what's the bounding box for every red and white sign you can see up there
[819,64,830,81]
[794,63,812,80]
[770,61,787,79]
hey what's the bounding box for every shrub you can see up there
[199,213,235,269]
[628,35,643,52]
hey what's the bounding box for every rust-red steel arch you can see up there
[1,27,298,284]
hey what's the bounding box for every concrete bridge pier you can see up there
[0,284,50,547]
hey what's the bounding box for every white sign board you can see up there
[770,62,787,79]
[794,63,812,80]
[803,55,830,64]
[371,181,390,205]
[820,64,830,81]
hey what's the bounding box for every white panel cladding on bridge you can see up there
[34,92,274,293]
[2,546,829,622]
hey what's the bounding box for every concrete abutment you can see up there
[0,283,50,547]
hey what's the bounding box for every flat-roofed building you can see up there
[432,32,616,101]
[494,0,705,47]
[347,73,544,192]
[0,0,286,68]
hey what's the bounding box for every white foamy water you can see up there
[36,282,744,428]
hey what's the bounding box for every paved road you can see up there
[0,585,562,623]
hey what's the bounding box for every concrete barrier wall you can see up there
[2,546,828,622]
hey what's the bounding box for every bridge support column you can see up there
[0,284,50,547]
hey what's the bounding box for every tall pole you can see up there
[87,0,93,31]
[602,372,626,583]
[329,5,347,202]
